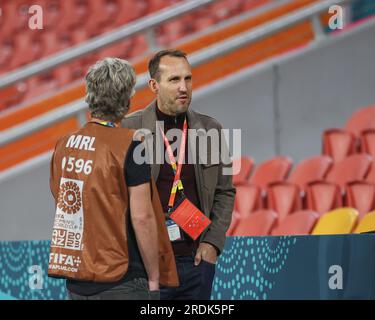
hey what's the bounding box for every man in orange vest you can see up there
[48,57,178,300]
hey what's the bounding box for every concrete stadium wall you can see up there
[1,19,375,240]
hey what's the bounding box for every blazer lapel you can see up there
[141,101,160,181]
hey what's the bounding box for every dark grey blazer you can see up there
[122,101,236,254]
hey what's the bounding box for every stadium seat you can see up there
[366,165,375,183]
[326,154,372,190]
[42,0,62,30]
[360,128,375,158]
[266,182,302,222]
[0,38,14,73]
[10,31,37,69]
[85,0,114,32]
[305,181,343,216]
[242,0,271,11]
[322,129,357,162]
[234,183,262,216]
[312,208,359,235]
[210,0,242,21]
[119,0,148,25]
[345,105,375,136]
[288,155,333,191]
[354,211,375,233]
[129,35,149,58]
[230,209,278,236]
[249,156,293,190]
[59,0,88,32]
[271,210,319,236]
[345,181,375,219]
[232,156,254,185]
[158,19,189,45]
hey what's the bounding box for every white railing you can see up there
[0,0,355,148]
[0,0,216,89]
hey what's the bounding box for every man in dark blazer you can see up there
[122,49,235,300]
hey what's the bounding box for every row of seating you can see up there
[0,0,271,111]
[231,106,375,236]
[322,106,375,162]
[234,153,375,190]
[227,208,375,236]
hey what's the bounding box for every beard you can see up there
[162,96,191,115]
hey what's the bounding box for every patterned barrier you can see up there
[1,234,375,300]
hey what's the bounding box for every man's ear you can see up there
[148,79,158,94]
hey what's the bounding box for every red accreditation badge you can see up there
[169,198,211,240]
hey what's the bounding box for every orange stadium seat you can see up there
[232,156,254,185]
[266,182,302,222]
[230,209,278,236]
[234,183,262,217]
[326,154,372,190]
[306,181,343,216]
[322,128,357,162]
[249,156,293,189]
[288,155,333,191]
[345,105,375,136]
[360,128,375,158]
[271,210,319,236]
[345,181,375,219]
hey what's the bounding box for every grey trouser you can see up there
[68,278,160,300]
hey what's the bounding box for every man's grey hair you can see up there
[85,57,136,122]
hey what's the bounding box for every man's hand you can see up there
[194,242,218,266]
[148,279,160,292]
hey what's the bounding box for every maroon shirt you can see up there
[155,106,201,217]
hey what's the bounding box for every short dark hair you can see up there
[148,49,188,81]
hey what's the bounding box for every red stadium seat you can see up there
[128,35,149,58]
[249,156,293,189]
[322,129,357,162]
[306,181,343,216]
[0,38,13,73]
[234,183,262,217]
[346,105,375,136]
[97,38,133,61]
[288,155,333,191]
[230,209,278,236]
[360,129,375,158]
[271,210,319,236]
[10,31,37,69]
[232,156,254,185]
[42,0,62,30]
[367,165,375,184]
[242,0,271,11]
[210,0,242,21]
[266,182,302,222]
[326,154,372,190]
[58,0,88,32]
[111,0,149,27]
[345,181,375,219]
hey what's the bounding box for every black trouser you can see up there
[68,278,160,300]
[160,255,216,300]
